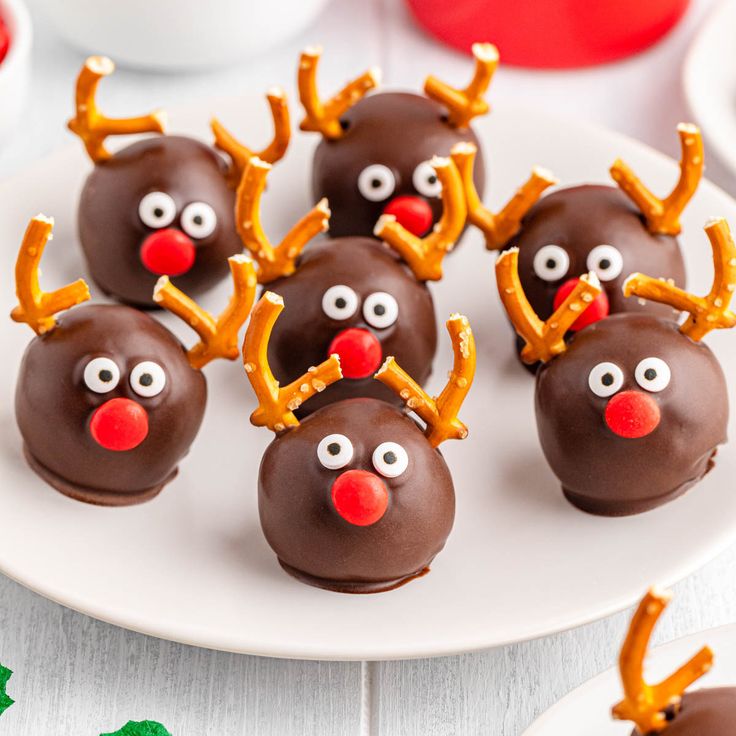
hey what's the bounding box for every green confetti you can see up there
[100,722,171,736]
[0,664,14,717]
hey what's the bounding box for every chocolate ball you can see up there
[258,398,455,593]
[312,92,485,238]
[535,314,727,516]
[267,237,437,415]
[15,304,206,505]
[630,689,736,736]
[78,136,242,308]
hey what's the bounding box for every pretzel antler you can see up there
[612,588,713,734]
[68,56,166,163]
[376,313,475,448]
[424,43,498,129]
[610,124,704,236]
[243,292,343,432]
[298,46,380,141]
[10,215,91,335]
[211,88,291,188]
[153,255,256,370]
[624,218,736,341]
[496,248,602,364]
[236,157,330,283]
[451,141,557,250]
[374,155,466,281]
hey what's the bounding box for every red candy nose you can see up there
[140,228,196,276]
[328,328,383,379]
[331,469,389,526]
[89,398,149,451]
[382,195,434,236]
[553,277,609,331]
[604,390,660,439]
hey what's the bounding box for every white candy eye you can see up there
[357,164,396,202]
[83,357,121,394]
[587,244,623,282]
[635,357,671,393]
[317,434,354,470]
[588,362,624,398]
[130,361,167,398]
[363,292,399,329]
[412,161,442,198]
[372,442,409,478]
[180,201,217,239]
[533,244,570,282]
[322,285,359,320]
[138,191,177,229]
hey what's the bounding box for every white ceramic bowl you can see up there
[33,0,329,71]
[0,0,31,142]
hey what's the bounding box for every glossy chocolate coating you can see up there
[267,237,437,415]
[78,136,241,308]
[312,92,485,238]
[536,314,727,516]
[15,304,206,505]
[509,184,686,318]
[259,398,455,593]
[632,689,736,735]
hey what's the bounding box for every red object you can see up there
[553,277,609,332]
[89,398,149,451]
[328,328,383,379]
[383,195,434,237]
[405,0,689,69]
[140,229,196,276]
[331,469,389,526]
[0,17,9,64]
[604,390,660,439]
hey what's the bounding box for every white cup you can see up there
[0,0,31,143]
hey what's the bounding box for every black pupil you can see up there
[383,451,397,465]
[371,178,382,189]
[139,373,154,387]
[99,369,113,383]
[428,175,437,185]
[599,258,612,270]
[601,373,614,387]
[545,258,557,269]
[374,304,386,316]
[153,207,164,218]
[193,214,204,226]
[335,297,347,309]
[327,442,341,456]
[644,368,657,381]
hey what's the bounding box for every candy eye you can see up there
[363,292,399,329]
[130,361,167,398]
[588,361,624,398]
[180,202,217,239]
[317,434,354,470]
[635,357,671,393]
[357,164,396,202]
[322,285,359,320]
[587,244,623,282]
[372,442,409,478]
[138,191,177,229]
[83,357,121,394]
[533,244,570,282]
[412,161,442,198]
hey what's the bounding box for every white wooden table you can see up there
[3,0,736,733]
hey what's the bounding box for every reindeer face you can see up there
[267,237,437,415]
[15,304,206,505]
[312,93,485,239]
[258,398,455,592]
[78,136,242,307]
[535,314,727,515]
[511,186,686,329]
[652,689,736,735]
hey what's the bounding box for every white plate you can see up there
[523,622,736,734]
[2,97,736,661]
[684,0,736,176]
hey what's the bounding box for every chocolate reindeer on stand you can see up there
[11,215,255,506]
[496,216,736,516]
[241,291,475,593]
[68,55,289,307]
[298,43,496,238]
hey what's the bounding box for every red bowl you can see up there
[405,0,690,68]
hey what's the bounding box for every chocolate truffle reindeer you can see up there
[11,215,255,506]
[496,216,736,516]
[68,55,289,307]
[241,291,475,593]
[298,43,495,238]
[230,146,467,415]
